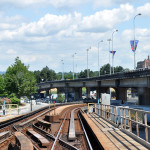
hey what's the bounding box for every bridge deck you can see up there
[82,112,148,150]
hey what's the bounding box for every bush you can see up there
[10,97,20,104]
[0,98,11,105]
[57,93,65,103]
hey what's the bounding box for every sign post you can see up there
[2,100,5,115]
[98,98,100,115]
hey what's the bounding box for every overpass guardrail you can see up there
[38,68,150,86]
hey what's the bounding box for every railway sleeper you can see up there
[0,131,10,141]
[14,131,33,150]
[27,129,50,149]
[59,138,79,150]
[37,118,51,132]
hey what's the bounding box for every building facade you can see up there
[137,56,150,69]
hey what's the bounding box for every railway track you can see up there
[0,103,98,150]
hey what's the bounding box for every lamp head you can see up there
[138,13,142,16]
[116,29,118,32]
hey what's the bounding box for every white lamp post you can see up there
[72,53,77,80]
[107,39,112,75]
[87,48,89,78]
[61,59,64,80]
[133,13,141,69]
[98,40,103,76]
[112,29,118,74]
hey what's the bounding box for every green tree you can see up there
[100,64,111,75]
[100,64,128,75]
[57,93,65,103]
[4,57,37,98]
[78,69,94,78]
[64,71,73,80]
[56,72,62,80]
[40,66,57,82]
[34,70,41,83]
[114,66,124,73]
[0,75,6,97]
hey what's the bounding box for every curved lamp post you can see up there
[86,49,89,78]
[133,13,141,69]
[72,53,77,80]
[112,29,118,74]
[107,39,112,75]
[61,59,64,80]
[98,40,103,76]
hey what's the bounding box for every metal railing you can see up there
[96,104,150,142]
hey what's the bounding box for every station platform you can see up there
[82,112,148,150]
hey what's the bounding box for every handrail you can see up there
[96,103,150,142]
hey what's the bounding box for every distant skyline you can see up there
[0,0,150,73]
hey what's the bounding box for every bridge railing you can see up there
[96,104,150,142]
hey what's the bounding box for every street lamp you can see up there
[107,39,112,75]
[133,13,141,69]
[112,29,118,74]
[72,53,77,80]
[86,48,89,78]
[76,64,78,79]
[98,40,103,76]
[61,59,64,80]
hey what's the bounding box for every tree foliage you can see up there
[100,63,126,75]
[34,66,57,83]
[0,75,5,95]
[57,93,65,103]
[4,57,37,98]
[78,69,94,78]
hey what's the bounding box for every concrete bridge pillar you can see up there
[86,87,90,99]
[45,89,49,97]
[115,88,127,104]
[64,87,69,102]
[57,88,62,94]
[96,87,100,100]
[74,87,82,101]
[96,87,108,100]
[138,88,150,105]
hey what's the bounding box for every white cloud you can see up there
[0,0,85,8]
[6,49,17,54]
[137,3,150,17]
[0,2,150,72]
[78,4,134,33]
[93,0,134,8]
[0,0,134,9]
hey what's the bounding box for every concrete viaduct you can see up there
[38,69,150,105]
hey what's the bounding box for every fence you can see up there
[95,104,150,142]
[0,104,33,116]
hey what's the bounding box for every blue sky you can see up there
[0,0,150,73]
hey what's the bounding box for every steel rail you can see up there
[0,103,64,130]
[51,111,67,150]
[0,106,49,129]
[33,123,79,150]
[58,138,79,150]
[78,111,93,150]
